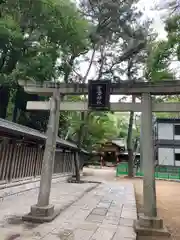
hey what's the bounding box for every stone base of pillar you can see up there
[22,204,61,223]
[134,214,170,237]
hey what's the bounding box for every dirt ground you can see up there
[122,178,180,240]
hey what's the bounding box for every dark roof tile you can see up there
[0,118,78,149]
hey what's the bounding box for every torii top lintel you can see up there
[18,80,180,96]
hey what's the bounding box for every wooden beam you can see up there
[26,101,180,112]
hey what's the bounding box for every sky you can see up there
[138,0,167,40]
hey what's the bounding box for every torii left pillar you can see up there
[22,88,61,223]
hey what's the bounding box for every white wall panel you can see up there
[175,161,180,166]
[158,148,174,166]
[175,149,180,153]
[158,123,173,140]
[174,135,180,140]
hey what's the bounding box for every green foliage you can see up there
[145,14,180,82]
[145,41,174,81]
[0,0,90,83]
[66,111,125,151]
[0,0,152,151]
[0,0,90,128]
[144,13,180,118]
[64,109,137,151]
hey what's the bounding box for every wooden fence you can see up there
[0,139,86,183]
[0,119,89,183]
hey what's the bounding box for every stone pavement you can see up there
[0,180,137,240]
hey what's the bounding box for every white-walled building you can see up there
[154,118,180,167]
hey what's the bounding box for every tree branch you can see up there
[102,40,146,75]
[96,41,107,80]
[82,45,96,83]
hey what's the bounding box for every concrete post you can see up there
[140,114,143,172]
[50,90,61,174]
[37,89,60,206]
[141,93,157,217]
[22,88,61,222]
[135,93,169,236]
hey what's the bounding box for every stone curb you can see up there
[117,175,180,183]
[134,176,180,183]
[0,175,71,201]
[59,182,100,213]
[0,174,70,190]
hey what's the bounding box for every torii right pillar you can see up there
[134,93,170,237]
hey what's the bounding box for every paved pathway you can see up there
[0,180,137,240]
[0,180,97,239]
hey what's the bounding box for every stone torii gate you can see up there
[19,80,180,235]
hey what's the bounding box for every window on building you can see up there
[154,126,157,139]
[155,150,158,160]
[175,153,180,161]
[174,125,180,135]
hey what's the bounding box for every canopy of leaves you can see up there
[0,0,90,83]
[145,41,174,81]
[144,13,180,82]
[0,0,153,152]
[65,111,121,151]
[0,0,91,133]
[74,0,152,83]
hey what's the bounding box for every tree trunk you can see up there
[75,112,85,182]
[74,152,80,182]
[0,47,22,119]
[0,86,10,119]
[12,88,20,123]
[75,111,91,182]
[12,104,18,122]
[127,95,136,178]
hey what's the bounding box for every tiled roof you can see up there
[111,139,126,148]
[0,118,45,139]
[0,118,79,149]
